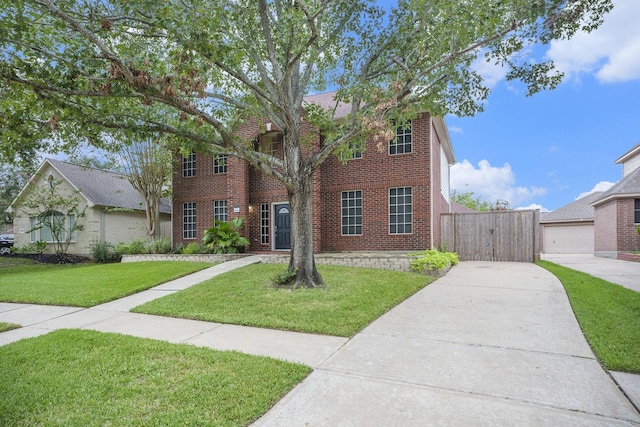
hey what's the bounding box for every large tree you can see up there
[0,0,612,287]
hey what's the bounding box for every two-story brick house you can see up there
[172,92,456,253]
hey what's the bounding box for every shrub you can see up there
[12,241,47,255]
[409,249,459,273]
[271,267,299,287]
[115,239,146,255]
[181,242,210,254]
[89,241,121,263]
[145,238,172,254]
[202,218,249,254]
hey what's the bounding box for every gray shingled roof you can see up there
[592,166,640,206]
[48,159,171,213]
[540,191,603,223]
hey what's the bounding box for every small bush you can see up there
[409,249,459,273]
[202,218,249,254]
[12,241,47,255]
[115,239,146,255]
[181,242,210,254]
[89,241,121,263]
[271,267,299,287]
[145,238,172,254]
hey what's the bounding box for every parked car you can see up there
[0,234,14,255]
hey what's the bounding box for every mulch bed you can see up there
[4,253,89,265]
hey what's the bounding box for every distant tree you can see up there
[0,161,36,228]
[18,176,86,255]
[119,138,171,240]
[66,151,122,172]
[451,191,492,212]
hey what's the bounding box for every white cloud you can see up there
[451,159,547,208]
[546,0,640,82]
[471,54,508,89]
[576,181,616,199]
[448,125,463,134]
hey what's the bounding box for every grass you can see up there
[0,261,213,307]
[134,263,434,337]
[0,329,310,426]
[0,322,20,333]
[537,260,640,373]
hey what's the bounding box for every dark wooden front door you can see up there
[274,204,291,250]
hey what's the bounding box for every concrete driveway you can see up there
[541,254,640,292]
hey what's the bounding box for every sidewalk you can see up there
[0,256,348,368]
[254,261,640,426]
[1,258,639,425]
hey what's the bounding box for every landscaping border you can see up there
[121,254,248,263]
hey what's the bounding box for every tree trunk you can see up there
[287,175,324,289]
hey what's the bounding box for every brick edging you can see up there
[617,252,640,263]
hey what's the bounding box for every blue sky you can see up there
[446,0,640,212]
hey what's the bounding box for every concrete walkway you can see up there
[541,253,640,292]
[254,262,640,426]
[1,257,639,425]
[0,256,348,368]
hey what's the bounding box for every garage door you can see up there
[543,224,594,254]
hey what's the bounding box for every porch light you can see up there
[47,174,55,189]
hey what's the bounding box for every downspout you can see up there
[101,207,108,242]
[429,115,434,249]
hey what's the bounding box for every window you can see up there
[389,121,412,155]
[635,199,640,224]
[183,202,197,239]
[213,155,227,174]
[261,203,269,244]
[182,151,196,177]
[29,211,76,243]
[389,187,412,234]
[341,142,363,161]
[341,191,363,235]
[259,132,282,156]
[213,200,228,222]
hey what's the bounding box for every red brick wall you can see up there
[173,112,446,253]
[616,198,640,251]
[594,201,617,252]
[594,198,640,253]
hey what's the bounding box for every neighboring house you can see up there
[592,143,640,258]
[9,159,172,255]
[172,92,456,253]
[539,191,602,254]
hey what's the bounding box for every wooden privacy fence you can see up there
[441,210,540,262]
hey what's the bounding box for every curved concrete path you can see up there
[254,262,640,426]
[1,258,639,425]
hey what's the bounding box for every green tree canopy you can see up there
[0,0,613,287]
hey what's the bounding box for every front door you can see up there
[274,203,291,250]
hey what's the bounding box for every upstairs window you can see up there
[213,155,227,174]
[389,122,412,155]
[182,151,196,177]
[259,132,282,156]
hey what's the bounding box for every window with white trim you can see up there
[261,203,269,244]
[183,202,197,239]
[389,187,412,234]
[259,132,282,156]
[213,155,227,174]
[29,211,76,243]
[213,200,228,222]
[389,121,412,155]
[341,190,363,235]
[182,151,196,177]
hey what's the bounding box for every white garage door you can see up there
[543,224,594,254]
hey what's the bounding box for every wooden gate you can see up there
[441,210,540,262]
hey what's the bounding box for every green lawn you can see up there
[0,261,213,307]
[134,263,434,337]
[0,329,310,426]
[537,260,640,373]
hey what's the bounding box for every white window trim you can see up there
[389,187,413,235]
[341,190,363,236]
